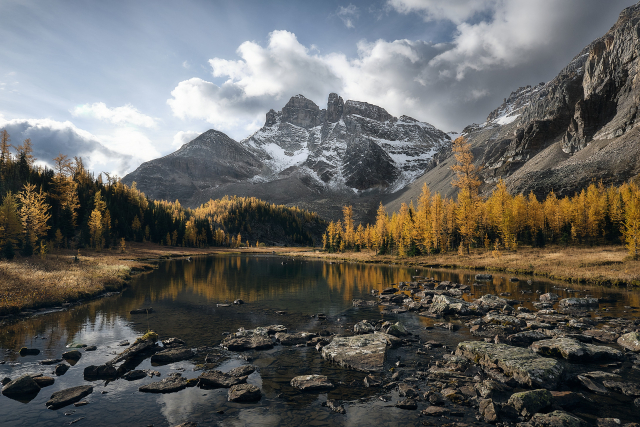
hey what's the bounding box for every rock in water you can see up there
[139,374,188,394]
[62,350,82,361]
[528,410,586,427]
[83,365,118,381]
[227,365,256,377]
[507,389,553,418]
[227,384,261,402]
[55,364,70,376]
[1,374,41,398]
[530,338,623,362]
[290,375,334,391]
[18,347,40,356]
[31,375,55,388]
[46,385,93,409]
[150,347,194,364]
[197,371,247,388]
[617,331,640,352]
[122,370,147,381]
[455,341,564,389]
[321,333,389,372]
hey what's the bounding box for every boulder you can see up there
[617,331,640,352]
[383,322,410,337]
[430,294,471,315]
[483,313,526,328]
[40,358,63,365]
[55,363,69,376]
[227,365,256,377]
[198,370,247,388]
[19,348,40,356]
[475,274,493,281]
[507,330,549,346]
[290,375,334,391]
[479,398,499,423]
[228,384,260,402]
[161,338,186,349]
[540,293,560,302]
[456,341,563,389]
[122,370,147,381]
[321,333,389,372]
[275,332,316,346]
[1,374,41,397]
[602,380,640,396]
[530,338,623,362]
[83,364,118,380]
[46,385,93,409]
[354,321,375,334]
[108,338,158,366]
[139,373,188,394]
[529,410,586,427]
[31,375,55,388]
[62,350,82,361]
[221,328,275,351]
[150,347,194,364]
[474,294,511,311]
[508,389,553,418]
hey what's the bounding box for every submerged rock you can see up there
[325,399,346,414]
[1,374,41,398]
[290,375,334,391]
[130,307,153,314]
[617,331,640,352]
[83,365,118,381]
[456,341,563,389]
[46,385,93,409]
[221,327,275,351]
[530,338,623,362]
[227,365,256,377]
[228,383,261,402]
[395,398,417,410]
[198,370,247,388]
[151,347,194,364]
[139,373,188,394]
[321,333,389,372]
[275,332,317,346]
[122,370,147,381]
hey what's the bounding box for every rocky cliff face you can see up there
[385,2,640,213]
[123,93,450,221]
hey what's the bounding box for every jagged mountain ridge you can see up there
[124,93,451,221]
[385,1,640,213]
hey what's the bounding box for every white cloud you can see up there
[337,4,359,28]
[72,102,157,127]
[182,60,190,69]
[167,1,630,135]
[172,130,200,147]
[0,117,146,176]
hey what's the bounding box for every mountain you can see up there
[386,2,640,213]
[124,93,451,221]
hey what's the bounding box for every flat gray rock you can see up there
[139,374,188,394]
[1,374,41,397]
[321,333,389,372]
[617,331,640,352]
[228,383,261,402]
[530,338,623,362]
[150,347,194,364]
[456,341,563,389]
[198,371,247,388]
[290,375,334,391]
[46,385,93,409]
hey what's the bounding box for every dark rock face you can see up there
[150,348,194,365]
[46,385,93,409]
[83,365,118,381]
[139,373,188,394]
[281,95,321,128]
[1,374,41,398]
[198,371,247,389]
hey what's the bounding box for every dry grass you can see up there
[280,245,640,288]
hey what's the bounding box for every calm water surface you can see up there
[1,254,639,426]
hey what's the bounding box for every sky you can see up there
[0,0,636,177]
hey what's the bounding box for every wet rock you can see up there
[422,406,450,416]
[558,298,599,308]
[118,340,130,346]
[325,399,346,414]
[84,346,97,352]
[55,363,70,376]
[83,365,117,380]
[1,377,11,386]
[530,338,623,362]
[354,320,375,334]
[62,350,82,361]
[275,332,317,346]
[475,274,493,281]
[528,410,586,427]
[221,328,275,351]
[540,293,560,302]
[233,299,244,305]
[456,341,563,389]
[508,389,552,418]
[227,365,256,377]
[228,383,261,402]
[398,382,418,398]
[122,370,147,381]
[31,375,55,388]
[162,338,186,349]
[395,398,417,410]
[550,391,590,410]
[151,347,194,364]
[108,337,158,366]
[139,373,188,394]
[484,313,526,328]
[290,375,334,391]
[19,348,40,356]
[198,370,247,388]
[426,391,445,405]
[46,385,93,409]
[617,331,640,352]
[40,358,63,365]
[575,371,620,395]
[129,307,153,314]
[584,329,619,343]
[1,374,41,398]
[475,294,511,311]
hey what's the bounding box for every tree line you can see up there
[323,136,640,259]
[0,130,324,258]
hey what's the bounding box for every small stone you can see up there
[326,399,346,414]
[290,375,334,391]
[55,364,70,376]
[227,383,261,402]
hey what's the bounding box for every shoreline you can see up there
[1,243,639,320]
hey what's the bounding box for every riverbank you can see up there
[2,243,639,317]
[279,245,640,288]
